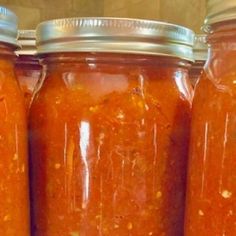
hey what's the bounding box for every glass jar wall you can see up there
[185,1,236,235]
[0,7,30,236]
[16,30,42,110]
[189,35,208,87]
[30,18,194,236]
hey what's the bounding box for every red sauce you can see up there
[185,23,236,235]
[0,44,30,235]
[30,53,192,236]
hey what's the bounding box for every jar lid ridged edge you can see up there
[36,17,195,61]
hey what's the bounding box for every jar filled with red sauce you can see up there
[0,6,30,236]
[189,35,208,88]
[16,30,42,110]
[185,1,236,235]
[30,18,194,236]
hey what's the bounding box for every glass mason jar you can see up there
[30,18,194,236]
[189,35,208,87]
[0,7,30,236]
[16,30,42,110]
[185,1,236,235]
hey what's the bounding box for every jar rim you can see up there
[36,17,195,62]
[203,0,236,32]
[17,30,36,55]
[193,35,208,61]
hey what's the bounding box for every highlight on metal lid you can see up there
[193,35,208,61]
[0,6,18,47]
[36,17,195,61]
[17,30,36,55]
[204,0,236,31]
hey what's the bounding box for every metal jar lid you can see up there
[0,6,18,47]
[17,30,36,55]
[193,35,208,61]
[36,17,195,61]
[204,0,236,31]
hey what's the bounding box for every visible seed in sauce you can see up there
[127,222,133,230]
[137,101,144,109]
[3,215,11,222]
[221,190,232,199]
[21,164,25,173]
[149,232,153,235]
[82,202,87,209]
[99,133,105,139]
[138,131,145,138]
[229,210,233,216]
[89,106,98,112]
[114,224,119,229]
[13,153,18,160]
[116,111,125,119]
[156,191,162,199]
[54,163,61,169]
[70,232,79,236]
[198,210,204,216]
